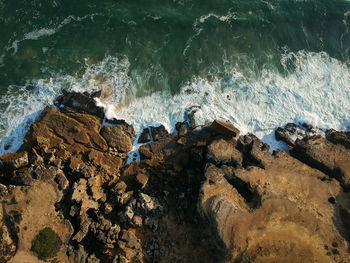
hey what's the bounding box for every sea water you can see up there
[0,0,349,155]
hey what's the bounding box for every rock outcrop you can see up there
[0,91,349,263]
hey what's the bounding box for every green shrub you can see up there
[32,227,62,260]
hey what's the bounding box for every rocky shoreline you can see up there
[0,91,349,263]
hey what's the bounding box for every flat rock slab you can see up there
[23,106,108,153]
[101,125,133,153]
[210,120,240,138]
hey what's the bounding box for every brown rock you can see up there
[0,209,16,262]
[150,125,168,141]
[138,128,151,143]
[291,136,350,187]
[175,122,188,136]
[119,229,140,249]
[136,173,149,189]
[23,106,108,153]
[101,125,133,153]
[0,151,28,170]
[210,120,240,138]
[275,123,324,147]
[199,140,349,262]
[326,129,350,149]
[207,138,242,166]
[56,91,105,118]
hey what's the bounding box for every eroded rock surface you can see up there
[0,92,349,263]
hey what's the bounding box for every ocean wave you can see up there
[1,50,349,156]
[6,13,101,55]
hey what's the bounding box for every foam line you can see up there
[1,50,349,156]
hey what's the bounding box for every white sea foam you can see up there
[184,10,236,56]
[0,50,350,156]
[6,13,101,54]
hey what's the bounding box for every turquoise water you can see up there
[0,0,350,153]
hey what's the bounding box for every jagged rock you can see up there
[275,123,324,147]
[56,91,105,118]
[55,171,69,190]
[291,136,350,188]
[70,155,95,177]
[132,215,143,227]
[119,229,140,249]
[238,134,269,168]
[101,125,134,153]
[113,255,129,263]
[73,213,91,243]
[0,209,16,262]
[87,254,100,263]
[11,166,34,185]
[0,184,8,197]
[105,119,136,140]
[138,193,163,214]
[33,165,64,182]
[116,191,134,206]
[139,145,153,160]
[326,129,350,149]
[138,128,151,143]
[29,148,44,166]
[175,122,189,137]
[104,203,113,214]
[68,244,89,263]
[135,173,149,189]
[0,151,28,170]
[90,219,120,247]
[88,176,105,201]
[114,181,127,193]
[72,179,99,214]
[210,120,240,138]
[207,138,242,166]
[150,125,168,141]
[119,205,134,223]
[186,105,201,129]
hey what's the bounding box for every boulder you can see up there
[185,105,201,129]
[135,173,149,189]
[210,120,240,138]
[275,123,324,147]
[175,122,188,137]
[119,229,140,249]
[138,128,151,143]
[56,91,104,118]
[150,125,168,141]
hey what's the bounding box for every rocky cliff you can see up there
[0,92,349,263]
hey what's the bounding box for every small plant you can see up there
[32,227,62,260]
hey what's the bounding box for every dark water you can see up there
[1,0,349,94]
[0,0,350,154]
